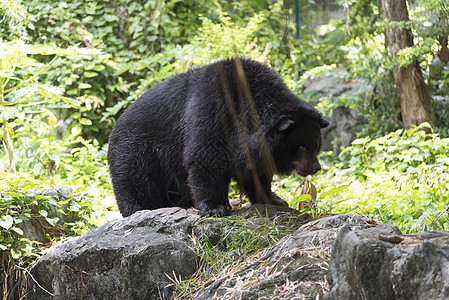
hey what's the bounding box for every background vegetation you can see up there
[1,0,448,297]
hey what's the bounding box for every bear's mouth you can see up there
[295,168,310,177]
[293,160,310,177]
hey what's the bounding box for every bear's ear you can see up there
[319,118,330,129]
[277,116,295,132]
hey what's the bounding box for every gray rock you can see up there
[41,185,73,199]
[301,68,371,151]
[302,69,369,99]
[16,220,48,244]
[196,214,400,299]
[23,207,449,300]
[325,225,449,300]
[321,106,366,151]
[25,207,200,300]
[17,186,78,243]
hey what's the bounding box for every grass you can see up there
[171,211,311,299]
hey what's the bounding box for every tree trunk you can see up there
[438,36,449,64]
[381,0,436,130]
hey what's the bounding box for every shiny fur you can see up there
[108,58,329,217]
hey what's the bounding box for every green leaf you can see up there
[290,194,312,204]
[320,184,350,199]
[0,215,14,230]
[10,248,21,259]
[1,192,21,198]
[79,83,92,89]
[45,217,59,226]
[352,138,366,145]
[42,109,58,128]
[11,226,23,235]
[71,126,82,136]
[80,118,93,125]
[93,65,105,72]
[138,44,148,53]
[39,210,48,217]
[67,89,78,95]
[69,201,81,212]
[84,71,98,78]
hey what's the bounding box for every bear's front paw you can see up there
[270,194,289,207]
[197,202,231,217]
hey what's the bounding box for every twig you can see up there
[14,265,55,297]
[345,0,351,36]
[4,54,60,95]
[3,123,16,173]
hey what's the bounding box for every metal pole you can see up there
[295,0,300,39]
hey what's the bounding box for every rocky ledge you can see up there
[22,206,449,299]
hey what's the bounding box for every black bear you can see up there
[108,58,329,217]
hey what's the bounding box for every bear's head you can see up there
[274,111,329,176]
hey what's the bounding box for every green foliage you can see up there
[271,175,324,217]
[22,0,127,143]
[102,46,184,120]
[278,23,348,94]
[317,124,449,233]
[344,0,382,38]
[0,172,101,275]
[296,14,403,138]
[10,0,297,146]
[184,10,270,66]
[24,0,203,56]
[0,0,34,40]
[104,6,287,117]
[12,129,111,196]
[0,40,98,171]
[294,0,448,140]
[43,52,118,144]
[2,3,449,296]
[408,0,448,59]
[0,38,109,296]
[276,2,397,134]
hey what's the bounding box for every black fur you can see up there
[107,58,329,217]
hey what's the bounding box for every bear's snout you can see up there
[294,157,322,176]
[310,161,322,175]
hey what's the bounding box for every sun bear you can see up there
[107,58,329,217]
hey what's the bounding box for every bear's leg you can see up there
[112,164,172,216]
[112,182,146,217]
[241,176,289,207]
[240,175,271,205]
[187,166,231,217]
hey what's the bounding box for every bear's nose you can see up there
[311,162,321,174]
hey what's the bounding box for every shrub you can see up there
[317,124,449,233]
